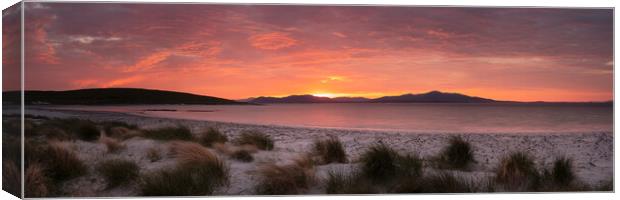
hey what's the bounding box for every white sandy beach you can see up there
[20,107,614,196]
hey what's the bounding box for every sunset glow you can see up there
[5,3,613,102]
[312,93,338,98]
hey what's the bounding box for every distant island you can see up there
[245,91,497,104]
[3,88,245,105]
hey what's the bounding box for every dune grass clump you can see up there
[396,153,424,178]
[438,136,475,169]
[230,149,254,162]
[27,143,87,182]
[495,152,540,191]
[75,122,100,141]
[358,142,424,189]
[359,143,401,183]
[39,118,100,141]
[100,136,125,153]
[2,118,21,136]
[170,142,229,185]
[141,164,221,196]
[105,126,143,140]
[34,126,73,141]
[2,136,21,168]
[143,126,193,141]
[312,136,347,164]
[538,157,588,191]
[97,158,140,188]
[101,121,138,136]
[548,157,574,187]
[25,163,51,197]
[2,160,21,197]
[146,148,161,162]
[234,130,274,150]
[141,142,229,196]
[255,156,315,195]
[325,169,375,194]
[198,127,228,147]
[395,172,478,193]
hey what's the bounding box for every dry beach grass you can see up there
[7,108,614,197]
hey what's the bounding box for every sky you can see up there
[3,3,613,101]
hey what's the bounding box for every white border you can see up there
[1,1,617,200]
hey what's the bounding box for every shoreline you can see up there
[12,107,616,196]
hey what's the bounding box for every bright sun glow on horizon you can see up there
[312,93,338,98]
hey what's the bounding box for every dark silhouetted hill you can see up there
[247,91,496,104]
[370,91,496,103]
[3,88,245,105]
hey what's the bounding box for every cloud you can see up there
[426,29,454,39]
[26,16,60,64]
[124,51,172,72]
[332,32,347,38]
[101,75,144,88]
[320,76,347,84]
[69,35,122,44]
[175,41,222,57]
[248,32,298,50]
[72,79,99,88]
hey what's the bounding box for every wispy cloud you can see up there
[69,35,122,44]
[248,32,298,50]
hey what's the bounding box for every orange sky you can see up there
[3,3,613,101]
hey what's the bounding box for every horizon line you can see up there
[6,87,614,104]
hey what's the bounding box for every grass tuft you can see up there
[325,169,375,194]
[33,126,73,141]
[27,143,87,182]
[105,127,143,140]
[100,136,125,153]
[34,118,100,141]
[25,163,51,197]
[234,130,274,150]
[2,160,21,197]
[143,126,193,141]
[396,153,424,178]
[141,165,221,196]
[169,142,229,184]
[359,143,400,183]
[230,149,254,162]
[495,152,540,191]
[75,121,101,141]
[255,156,315,195]
[101,121,138,137]
[393,172,480,193]
[312,136,347,164]
[146,148,162,162]
[97,158,140,188]
[438,136,475,169]
[539,157,585,191]
[198,127,228,147]
[141,143,229,196]
[549,157,574,187]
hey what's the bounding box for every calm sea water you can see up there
[56,103,613,133]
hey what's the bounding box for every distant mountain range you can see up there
[3,88,245,105]
[245,91,497,104]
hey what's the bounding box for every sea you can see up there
[53,103,613,133]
